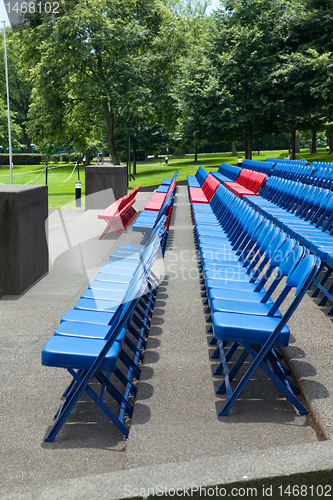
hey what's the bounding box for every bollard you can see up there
[75,180,81,207]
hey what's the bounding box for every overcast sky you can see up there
[0,0,10,26]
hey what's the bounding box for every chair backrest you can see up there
[202,174,220,200]
[195,167,208,184]
[267,252,319,318]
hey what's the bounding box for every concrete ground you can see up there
[1,186,333,499]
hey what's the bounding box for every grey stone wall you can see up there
[85,165,128,210]
[0,185,48,297]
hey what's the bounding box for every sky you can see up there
[0,0,221,27]
[0,1,10,26]
[206,0,221,14]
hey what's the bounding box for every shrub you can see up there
[0,154,43,165]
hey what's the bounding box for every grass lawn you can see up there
[0,148,332,209]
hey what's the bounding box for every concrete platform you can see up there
[0,187,333,499]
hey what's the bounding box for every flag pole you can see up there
[2,21,13,184]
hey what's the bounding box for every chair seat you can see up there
[205,269,255,282]
[94,272,133,283]
[88,281,131,292]
[41,336,120,370]
[55,322,126,342]
[61,309,115,325]
[144,193,167,211]
[212,311,290,346]
[74,298,121,313]
[101,263,137,274]
[206,278,260,291]
[211,298,282,317]
[209,288,273,304]
[81,289,126,301]
[156,185,169,193]
[187,175,201,188]
[189,188,209,203]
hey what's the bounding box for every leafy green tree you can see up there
[0,100,21,151]
[206,0,292,158]
[0,29,33,151]
[22,0,181,164]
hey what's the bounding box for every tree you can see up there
[0,29,33,151]
[206,0,292,158]
[22,0,181,164]
[0,100,21,151]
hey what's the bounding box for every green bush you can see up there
[0,154,43,165]
[70,152,84,162]
[59,153,70,163]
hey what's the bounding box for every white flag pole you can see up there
[2,21,13,184]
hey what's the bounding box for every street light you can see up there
[2,20,13,184]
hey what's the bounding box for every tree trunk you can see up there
[231,142,237,156]
[194,143,198,162]
[84,149,90,165]
[245,124,252,159]
[22,126,32,153]
[133,148,137,176]
[103,100,120,165]
[312,129,317,154]
[291,131,296,160]
[328,134,333,154]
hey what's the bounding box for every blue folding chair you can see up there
[211,254,320,416]
[41,217,166,441]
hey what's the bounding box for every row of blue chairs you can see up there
[268,158,308,166]
[187,166,208,188]
[190,183,320,416]
[218,158,333,188]
[242,159,275,174]
[310,165,333,188]
[269,163,316,183]
[211,163,241,183]
[41,217,168,441]
[243,177,333,313]
[132,171,178,237]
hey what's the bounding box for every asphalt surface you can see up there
[0,186,333,500]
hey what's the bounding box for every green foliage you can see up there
[0,29,33,151]
[5,0,333,163]
[21,0,183,164]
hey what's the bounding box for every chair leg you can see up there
[311,263,328,298]
[218,342,308,416]
[216,346,248,394]
[45,367,130,441]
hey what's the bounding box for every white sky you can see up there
[0,0,221,27]
[0,0,10,26]
[206,0,221,14]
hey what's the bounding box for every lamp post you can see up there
[2,21,13,184]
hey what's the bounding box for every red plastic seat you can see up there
[189,174,220,203]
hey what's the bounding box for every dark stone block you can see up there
[0,185,48,297]
[85,165,128,210]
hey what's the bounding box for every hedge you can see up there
[0,152,84,165]
[0,154,43,165]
